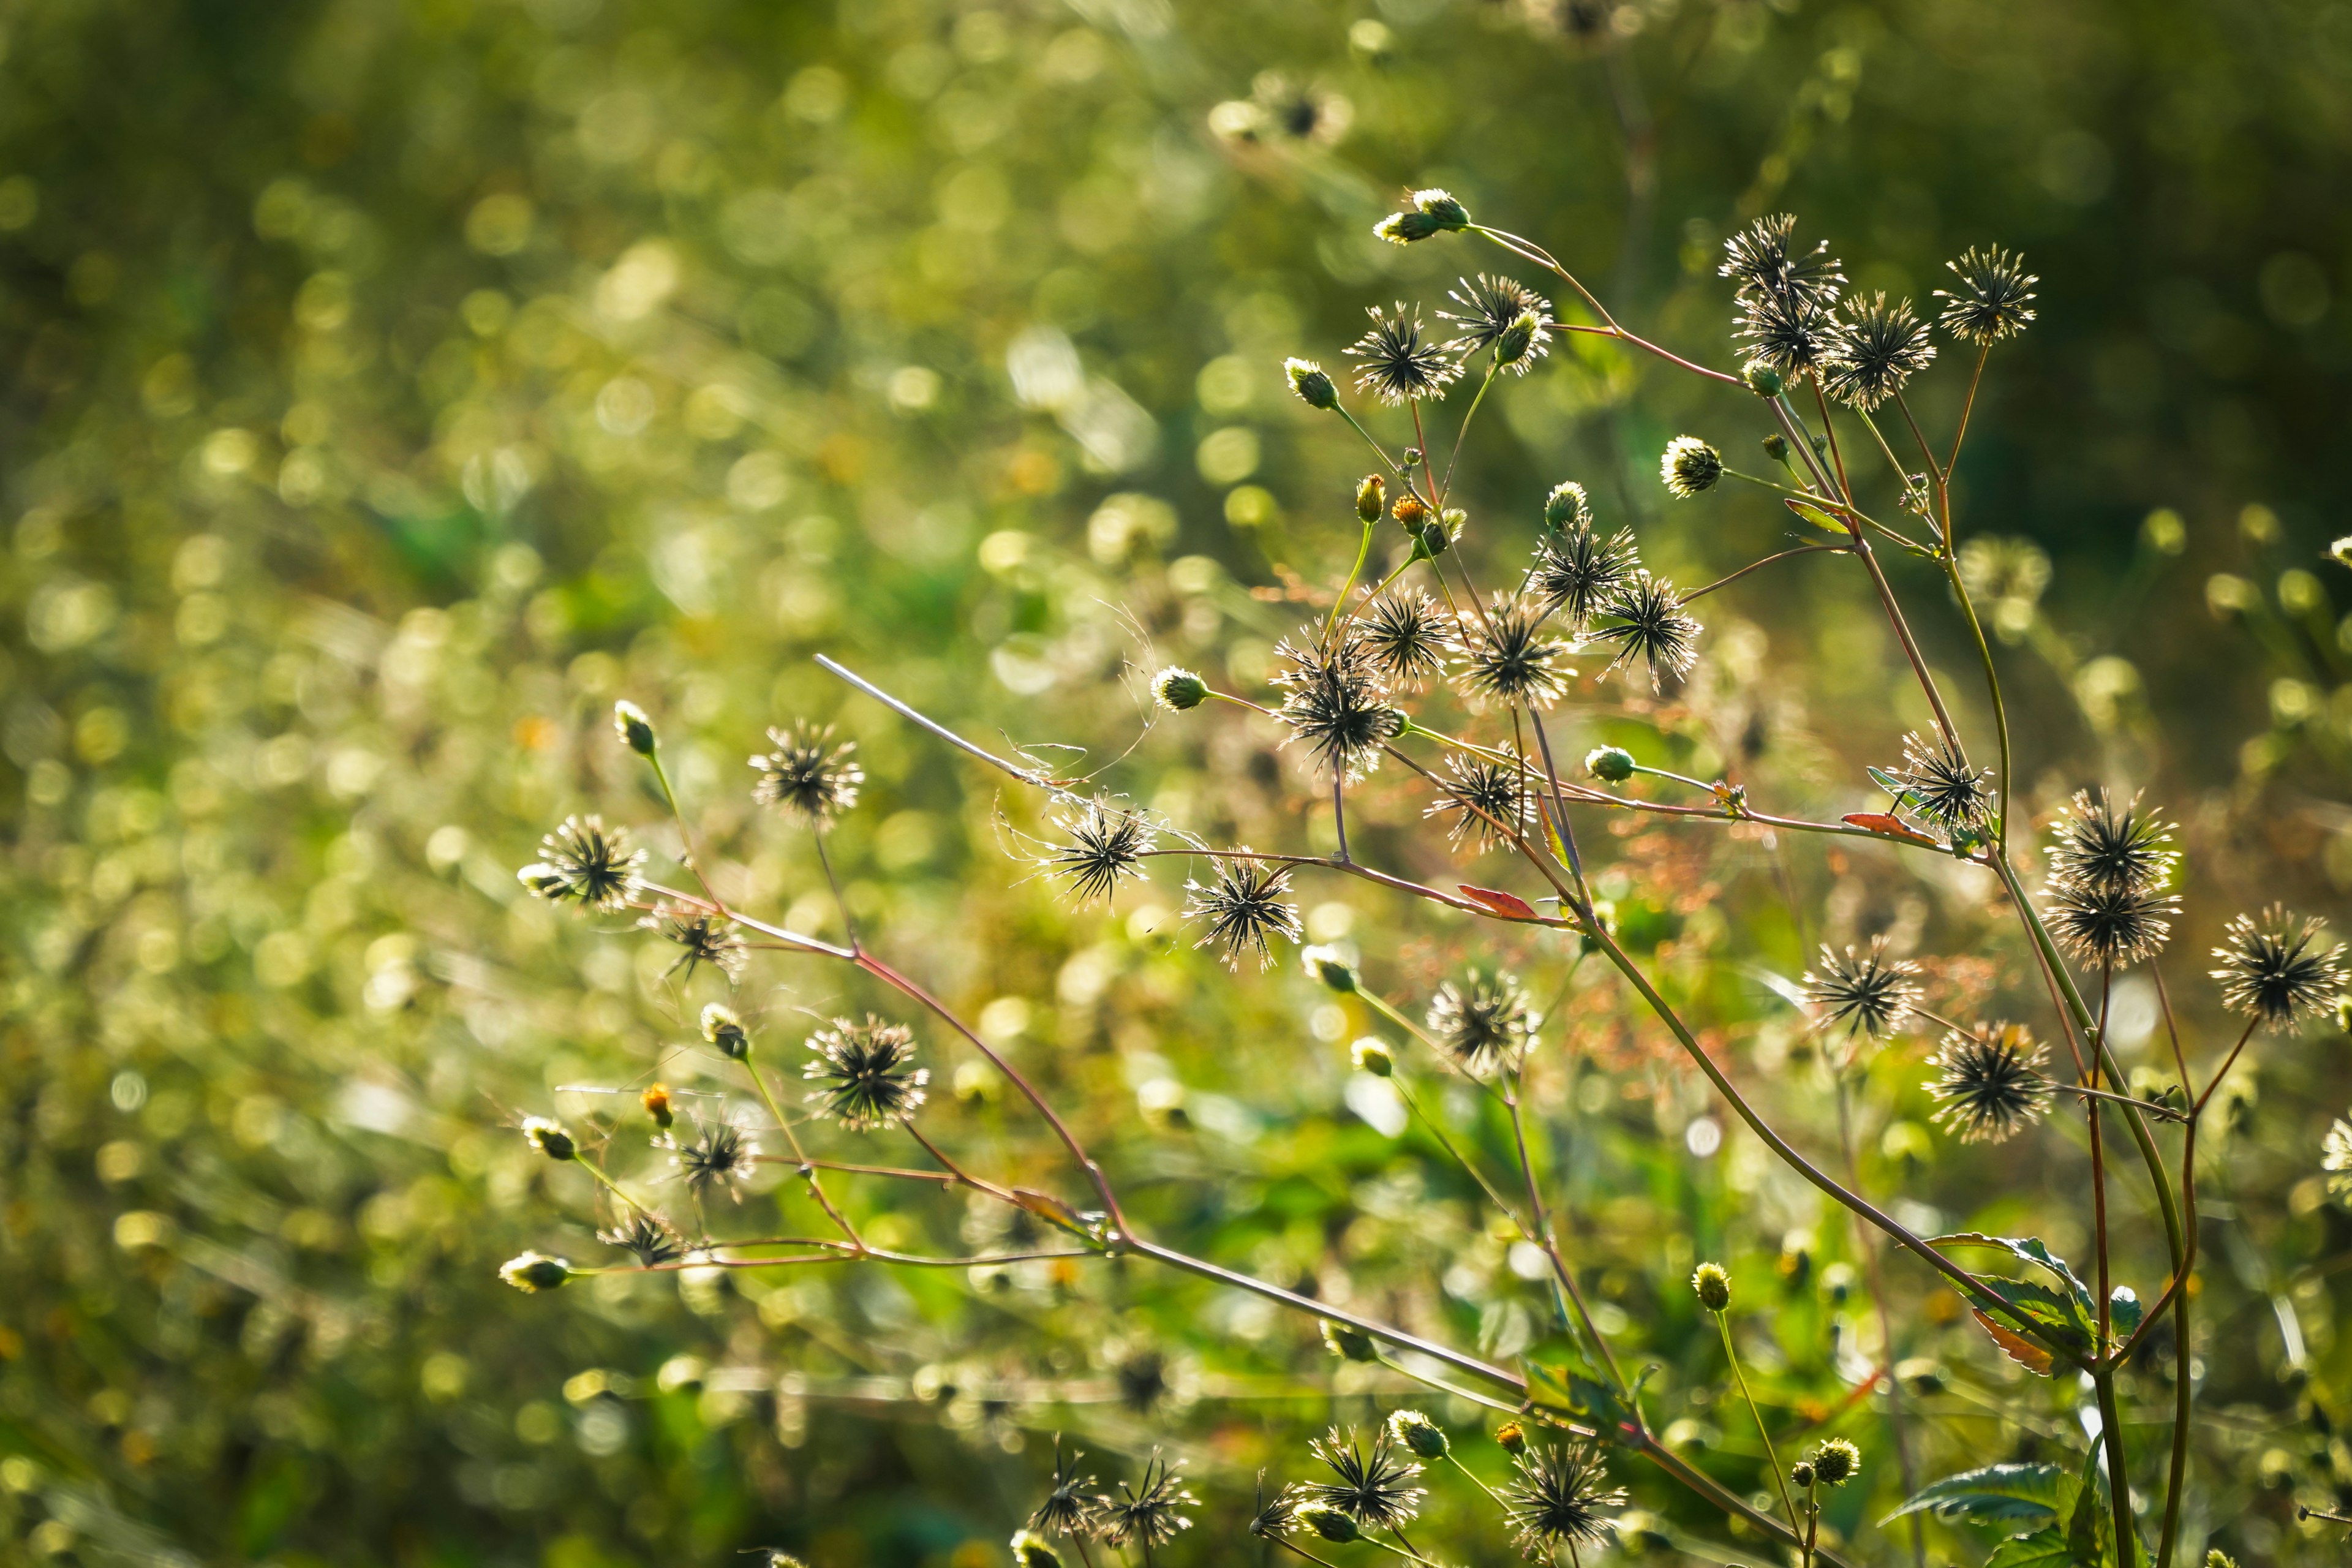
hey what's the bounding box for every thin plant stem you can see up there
[1715,1310,1800,1536]
[1686,545,1849,601]
[739,1046,865,1249]
[1439,358,1500,505]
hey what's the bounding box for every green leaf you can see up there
[1988,1528,2076,1568]
[2108,1287,2144,1340]
[1882,1463,2077,1528]
[1985,1528,2076,1568]
[1934,1233,2098,1316]
[1977,1277,2096,1353]
[1523,1357,1622,1433]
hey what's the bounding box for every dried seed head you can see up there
[1100,1453,1195,1548]
[1925,1022,2051,1144]
[1183,857,1303,970]
[2212,907,2348,1032]
[802,1016,929,1130]
[598,1211,683,1268]
[1529,518,1638,630]
[2045,878,2179,968]
[1823,292,1935,410]
[1591,571,1702,690]
[672,1117,761,1197]
[1441,274,1552,373]
[1803,938,1922,1039]
[1305,1427,1427,1529]
[1452,595,1574,709]
[1503,1442,1627,1555]
[1427,969,1534,1073]
[1659,435,1723,498]
[1358,590,1448,692]
[1029,1438,1107,1539]
[1272,628,1403,781]
[1936,246,2038,345]
[1425,752,1532,853]
[1044,797,1156,905]
[749,722,864,825]
[1346,303,1461,404]
[518,815,646,911]
[1892,733,1995,834]
[2046,789,2177,899]
[643,906,747,983]
[1719,214,1845,307]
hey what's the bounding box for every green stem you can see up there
[1717,1310,1800,1536]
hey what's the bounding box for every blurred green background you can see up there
[7,0,2352,1564]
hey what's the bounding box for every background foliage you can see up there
[5,0,2352,1564]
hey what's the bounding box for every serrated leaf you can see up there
[2065,1446,2109,1568]
[1935,1234,2100,1345]
[2108,1287,2144,1341]
[1882,1463,2075,1528]
[1522,1357,1622,1434]
[1973,1309,2056,1375]
[1985,1528,2076,1568]
[1978,1278,2095,1352]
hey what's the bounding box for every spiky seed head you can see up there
[1809,1438,1861,1486]
[1321,1319,1378,1362]
[1101,1453,1194,1548]
[701,1003,750,1059]
[1504,1442,1627,1555]
[1737,287,1842,375]
[1427,970,1534,1073]
[1272,629,1403,781]
[1248,1487,1299,1541]
[672,1117,761,1197]
[2045,878,2179,968]
[1936,246,2038,344]
[1029,1439,1106,1539]
[1719,214,1845,306]
[1388,1409,1450,1459]
[1351,1038,1393,1077]
[643,906,747,982]
[1293,1501,1360,1542]
[518,815,646,911]
[1356,473,1385,521]
[1529,519,1638,630]
[1008,1530,1061,1568]
[1495,1422,1528,1455]
[1893,732,1995,833]
[1925,1022,2051,1144]
[1044,798,1156,905]
[1152,667,1207,711]
[1743,360,1785,397]
[598,1211,683,1268]
[641,1083,673,1128]
[2212,907,2348,1031]
[1358,590,1448,692]
[1183,857,1302,970]
[1823,292,1936,410]
[1346,303,1461,404]
[803,1016,929,1130]
[1660,435,1723,498]
[1803,938,1923,1039]
[1586,745,1636,784]
[499,1252,573,1292]
[749,723,863,825]
[1425,752,1532,853]
[1286,357,1339,410]
[1305,1427,1427,1529]
[521,1116,576,1161]
[1543,480,1592,532]
[1592,571,1702,690]
[612,699,658,756]
[1691,1262,1732,1312]
[1453,595,1574,709]
[2045,789,2177,899]
[1440,274,1552,372]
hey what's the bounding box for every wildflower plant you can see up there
[485,192,2352,1568]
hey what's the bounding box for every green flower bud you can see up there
[1350,1038,1393,1077]
[1743,360,1784,398]
[1388,1409,1450,1459]
[1585,746,1636,785]
[1374,209,1442,244]
[1286,357,1338,410]
[701,1004,750,1060]
[1295,1501,1362,1543]
[1302,944,1358,993]
[1494,1421,1528,1455]
[1009,1530,1062,1568]
[521,1116,576,1162]
[1153,668,1208,712]
[1357,474,1385,522]
[2331,537,2352,570]
[1409,521,1451,562]
[1493,310,1541,366]
[1762,433,1790,462]
[1439,507,1468,537]
[1691,1261,1731,1312]
[500,1251,574,1292]
[613,699,658,756]
[1543,481,1591,533]
[1410,187,1470,230]
[1809,1438,1860,1487]
[1894,1357,1947,1398]
[1661,435,1723,499]
[1789,1460,1815,1490]
[1321,1319,1378,1362]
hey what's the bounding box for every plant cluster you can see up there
[495,193,2352,1567]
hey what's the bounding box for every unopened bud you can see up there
[1493,311,1541,366]
[500,1251,575,1292]
[1321,1319,1378,1362]
[613,699,658,756]
[1743,361,1784,398]
[1357,475,1385,522]
[1351,1038,1393,1077]
[1790,1460,1815,1489]
[1585,746,1636,784]
[1494,1421,1528,1455]
[1286,358,1338,410]
[1392,495,1430,530]
[1153,668,1208,712]
[1302,945,1358,993]
[1388,1409,1449,1458]
[702,1004,750,1060]
[1762,434,1790,462]
[1411,188,1470,230]
[1543,481,1591,533]
[1295,1501,1362,1542]
[1009,1530,1062,1568]
[521,1117,576,1162]
[1691,1261,1732,1312]
[641,1083,674,1129]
